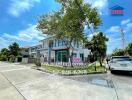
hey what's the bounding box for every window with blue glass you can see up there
[58,40,62,46]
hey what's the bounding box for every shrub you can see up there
[9,55,15,63]
[35,59,41,67]
[0,55,7,61]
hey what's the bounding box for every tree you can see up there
[85,32,108,68]
[112,48,125,56]
[9,42,21,57]
[126,43,132,56]
[0,48,10,61]
[37,0,102,67]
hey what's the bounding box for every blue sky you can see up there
[0,0,132,54]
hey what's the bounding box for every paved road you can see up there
[0,62,131,100]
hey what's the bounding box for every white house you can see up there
[29,36,90,63]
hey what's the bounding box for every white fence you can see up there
[42,62,96,67]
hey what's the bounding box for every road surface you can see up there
[0,62,132,100]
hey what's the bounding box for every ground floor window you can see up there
[55,50,69,62]
[72,53,77,58]
[80,53,84,61]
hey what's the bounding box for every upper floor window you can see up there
[25,49,28,52]
[49,40,54,48]
[54,40,57,47]
[77,41,79,48]
[43,42,45,48]
[62,40,66,46]
[31,48,36,52]
[58,40,63,46]
[73,41,79,48]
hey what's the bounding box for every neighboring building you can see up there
[20,46,30,63]
[28,36,90,63]
[28,44,42,58]
[21,46,30,58]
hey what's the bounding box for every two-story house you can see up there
[28,44,42,58]
[29,36,90,63]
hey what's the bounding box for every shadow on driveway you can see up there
[111,71,132,77]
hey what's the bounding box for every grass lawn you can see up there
[40,64,106,75]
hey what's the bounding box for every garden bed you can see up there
[37,64,106,75]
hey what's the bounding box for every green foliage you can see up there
[37,0,101,38]
[9,55,15,63]
[111,43,132,56]
[9,42,21,57]
[37,0,102,66]
[0,55,7,61]
[112,48,125,56]
[35,59,41,67]
[0,48,10,61]
[85,32,108,66]
[126,43,132,56]
[0,42,21,62]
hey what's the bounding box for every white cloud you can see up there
[8,0,40,17]
[126,23,132,32]
[3,33,19,41]
[106,34,122,54]
[106,26,120,33]
[84,0,108,15]
[18,24,45,41]
[106,18,132,54]
[107,35,121,46]
[106,19,132,33]
[0,37,10,48]
[3,24,45,42]
[0,24,45,49]
[121,19,131,25]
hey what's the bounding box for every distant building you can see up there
[110,5,124,16]
[20,46,30,63]
[20,46,30,58]
[28,44,42,58]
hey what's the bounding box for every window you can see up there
[80,53,84,61]
[43,42,45,48]
[49,40,53,48]
[58,40,62,46]
[77,41,79,48]
[72,53,77,58]
[56,50,69,62]
[25,49,28,52]
[54,40,56,47]
[62,40,66,46]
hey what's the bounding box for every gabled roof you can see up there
[110,5,124,10]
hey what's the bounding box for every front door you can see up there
[56,50,68,62]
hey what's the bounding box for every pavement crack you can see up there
[0,72,27,100]
[107,72,120,100]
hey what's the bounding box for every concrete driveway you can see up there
[0,62,131,100]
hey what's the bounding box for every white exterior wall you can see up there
[28,37,90,63]
[83,49,90,58]
[69,48,90,63]
[22,58,28,63]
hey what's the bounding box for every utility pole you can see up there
[119,28,125,50]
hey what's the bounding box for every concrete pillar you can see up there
[48,47,51,64]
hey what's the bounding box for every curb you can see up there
[34,67,107,76]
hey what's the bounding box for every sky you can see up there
[0,0,132,54]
